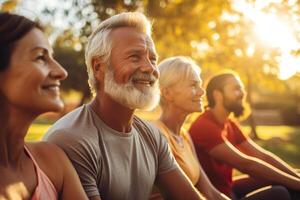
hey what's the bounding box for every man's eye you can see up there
[130,55,140,61]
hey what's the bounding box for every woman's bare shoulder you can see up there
[26,142,67,192]
[27,141,67,162]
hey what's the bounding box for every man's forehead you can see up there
[111,27,152,44]
[110,27,156,54]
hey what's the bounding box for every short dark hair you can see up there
[206,72,236,108]
[0,12,43,71]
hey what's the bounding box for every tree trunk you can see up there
[246,71,260,140]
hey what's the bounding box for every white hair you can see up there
[85,12,152,95]
[104,67,160,111]
[158,56,201,105]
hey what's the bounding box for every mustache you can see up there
[131,72,158,84]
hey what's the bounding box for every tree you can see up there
[34,0,300,133]
[53,43,90,105]
[0,0,19,11]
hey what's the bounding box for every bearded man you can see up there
[44,12,203,200]
[189,72,300,200]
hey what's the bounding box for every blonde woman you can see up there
[150,56,230,200]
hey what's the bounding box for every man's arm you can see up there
[209,141,300,190]
[45,130,102,199]
[237,139,300,178]
[59,148,89,200]
[156,168,205,200]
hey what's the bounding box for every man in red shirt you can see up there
[189,72,300,200]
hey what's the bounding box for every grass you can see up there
[240,126,300,168]
[26,124,51,141]
[27,123,300,168]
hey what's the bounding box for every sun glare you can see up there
[232,0,300,79]
[278,53,300,80]
[254,14,297,51]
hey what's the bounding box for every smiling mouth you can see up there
[133,79,155,87]
[131,73,157,87]
[41,84,60,93]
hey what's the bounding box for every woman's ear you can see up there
[161,87,174,102]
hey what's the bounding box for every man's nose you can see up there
[139,60,159,79]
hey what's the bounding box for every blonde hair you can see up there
[85,12,152,94]
[158,56,201,105]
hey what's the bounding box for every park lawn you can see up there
[240,126,300,168]
[26,124,300,168]
[26,124,51,141]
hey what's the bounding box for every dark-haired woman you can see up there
[0,12,88,200]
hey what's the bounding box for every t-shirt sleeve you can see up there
[189,119,225,151]
[45,129,100,198]
[155,128,179,175]
[230,121,248,144]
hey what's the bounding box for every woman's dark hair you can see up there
[206,72,236,108]
[0,12,43,71]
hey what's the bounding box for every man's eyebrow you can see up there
[122,48,146,57]
[125,48,157,58]
[125,49,144,54]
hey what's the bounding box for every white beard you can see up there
[104,68,160,111]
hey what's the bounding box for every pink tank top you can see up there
[24,146,58,200]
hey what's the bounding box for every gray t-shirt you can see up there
[43,104,177,200]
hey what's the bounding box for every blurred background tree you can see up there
[4,0,300,137]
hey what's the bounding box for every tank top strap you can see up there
[24,145,58,200]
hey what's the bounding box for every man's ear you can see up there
[92,58,105,81]
[213,90,223,103]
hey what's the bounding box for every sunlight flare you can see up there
[232,0,300,80]
[278,53,300,80]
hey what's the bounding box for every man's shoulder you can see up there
[133,116,164,145]
[191,111,218,129]
[227,118,239,126]
[44,104,97,141]
[133,116,160,136]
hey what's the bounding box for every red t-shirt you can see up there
[189,109,248,196]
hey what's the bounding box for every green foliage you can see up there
[53,45,91,102]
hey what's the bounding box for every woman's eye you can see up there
[36,54,47,63]
[150,57,157,64]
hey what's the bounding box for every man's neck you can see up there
[210,105,230,124]
[91,93,135,133]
